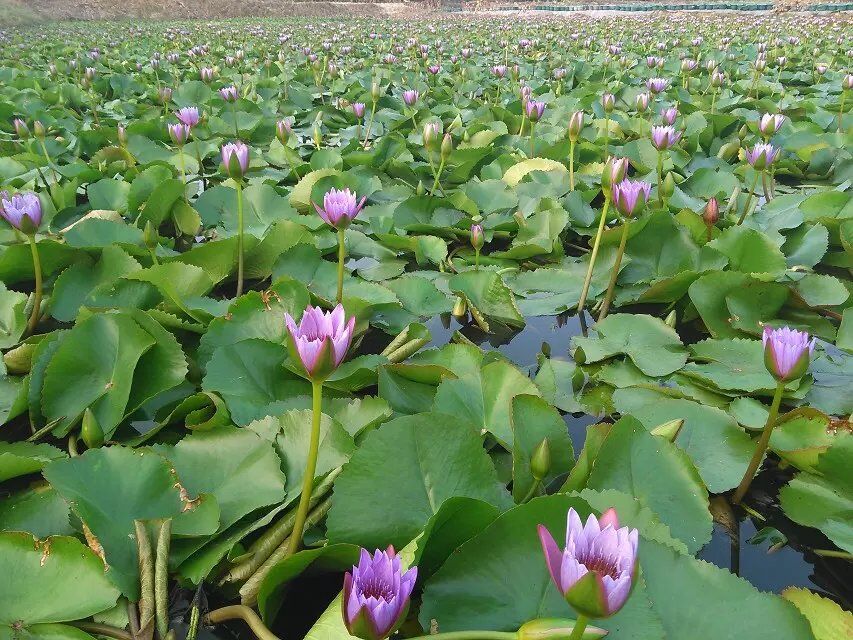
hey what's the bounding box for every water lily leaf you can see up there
[782,587,853,640]
[803,352,853,415]
[707,226,786,277]
[0,486,73,538]
[770,408,837,473]
[511,394,575,501]
[432,359,540,447]
[612,388,753,493]
[572,314,687,377]
[326,412,512,549]
[202,339,311,426]
[41,313,156,437]
[682,338,799,395]
[502,158,568,186]
[0,441,65,482]
[795,274,849,307]
[584,416,712,553]
[0,532,120,636]
[0,282,28,348]
[449,270,525,330]
[43,446,188,598]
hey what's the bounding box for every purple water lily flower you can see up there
[0,191,42,233]
[539,508,639,619]
[200,67,214,82]
[763,326,815,382]
[745,143,780,170]
[651,125,682,150]
[176,106,200,127]
[221,141,249,179]
[612,179,652,217]
[220,85,239,102]
[352,102,366,119]
[661,106,678,125]
[343,547,417,640]
[601,92,615,113]
[646,77,669,94]
[526,100,546,122]
[635,93,650,113]
[285,304,355,381]
[313,187,366,229]
[470,223,484,250]
[402,90,419,107]
[492,65,507,78]
[13,118,29,139]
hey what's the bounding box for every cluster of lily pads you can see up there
[0,10,851,640]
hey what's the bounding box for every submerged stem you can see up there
[205,605,281,640]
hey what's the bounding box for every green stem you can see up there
[839,91,847,133]
[39,139,59,185]
[405,632,516,640]
[737,171,761,225]
[598,215,631,322]
[475,247,480,271]
[69,622,133,640]
[732,381,785,505]
[761,171,772,203]
[711,89,717,115]
[154,519,172,640]
[569,140,575,191]
[178,146,188,202]
[568,615,590,640]
[529,122,535,158]
[286,381,323,558]
[26,236,42,336]
[812,549,853,560]
[362,101,377,148]
[193,140,206,191]
[336,228,346,304]
[603,115,609,159]
[231,102,239,138]
[656,152,664,208]
[205,606,281,640]
[431,158,446,196]
[235,181,245,298]
[135,520,155,636]
[521,479,541,504]
[577,196,610,314]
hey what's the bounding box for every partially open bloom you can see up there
[758,113,785,137]
[13,118,29,139]
[168,122,190,146]
[352,102,366,119]
[221,141,249,180]
[342,547,417,640]
[220,85,239,102]
[492,64,507,78]
[539,508,638,619]
[402,89,419,107]
[661,106,678,125]
[602,156,629,188]
[601,92,615,113]
[745,143,780,170]
[0,191,42,234]
[763,326,815,382]
[176,106,200,127]
[651,125,682,150]
[158,87,172,104]
[635,92,650,113]
[526,100,546,122]
[844,74,853,91]
[313,187,366,229]
[646,77,668,94]
[423,121,441,149]
[285,304,355,381]
[612,179,652,217]
[276,120,292,144]
[200,67,214,82]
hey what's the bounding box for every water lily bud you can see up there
[81,408,105,448]
[843,74,853,91]
[452,295,467,318]
[662,172,675,198]
[276,119,291,145]
[13,118,29,140]
[567,111,584,142]
[221,141,249,180]
[664,310,677,328]
[601,156,629,190]
[470,223,484,251]
[703,198,719,226]
[416,180,425,196]
[517,619,608,640]
[33,120,46,140]
[738,124,749,141]
[313,123,323,148]
[440,133,452,160]
[143,219,158,249]
[635,92,650,113]
[3,342,36,374]
[423,121,440,150]
[602,92,615,113]
[530,438,551,481]
[651,418,684,441]
[371,80,381,103]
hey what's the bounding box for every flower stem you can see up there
[286,380,323,558]
[577,196,610,314]
[732,381,785,505]
[431,157,446,195]
[362,101,377,149]
[737,171,761,225]
[69,622,132,640]
[232,102,239,138]
[26,235,42,336]
[838,91,846,133]
[603,115,610,159]
[529,122,535,158]
[405,632,516,640]
[235,181,245,298]
[598,215,631,322]
[568,615,590,640]
[656,151,664,208]
[205,606,281,640]
[178,146,188,202]
[154,519,172,640]
[520,478,541,504]
[761,171,772,203]
[336,228,346,304]
[475,247,480,271]
[569,140,575,191]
